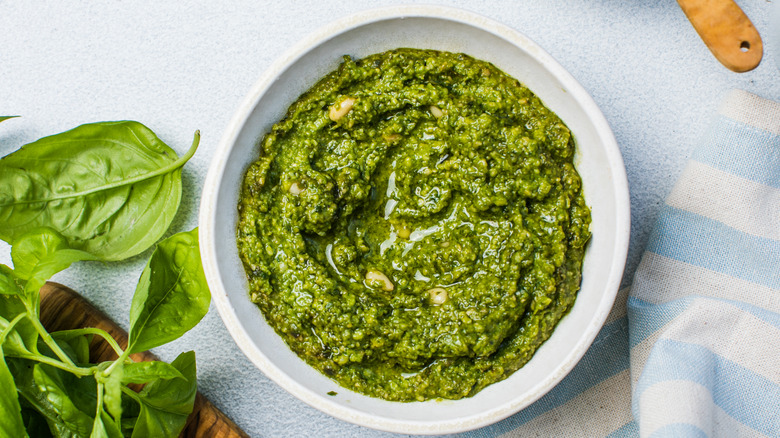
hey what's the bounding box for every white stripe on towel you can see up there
[638,380,767,438]
[720,90,780,135]
[631,253,780,314]
[665,161,780,242]
[630,297,780,386]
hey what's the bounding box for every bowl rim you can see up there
[200,4,630,435]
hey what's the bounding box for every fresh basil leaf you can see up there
[0,327,34,358]
[121,417,138,436]
[138,351,196,414]
[0,314,35,358]
[89,413,109,438]
[37,336,85,368]
[28,363,94,437]
[63,372,100,422]
[12,227,74,279]
[0,121,200,261]
[89,383,123,438]
[0,264,22,296]
[50,330,99,366]
[121,361,185,385]
[10,358,99,437]
[60,333,91,365]
[11,357,73,437]
[90,409,123,438]
[131,351,196,438]
[89,415,107,438]
[0,345,26,437]
[0,116,19,123]
[127,229,210,354]
[119,392,140,435]
[100,362,124,423]
[19,399,53,438]
[0,296,38,355]
[11,228,98,296]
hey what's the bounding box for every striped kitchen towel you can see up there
[627,90,780,437]
[463,89,780,438]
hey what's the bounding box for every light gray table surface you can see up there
[2,1,779,437]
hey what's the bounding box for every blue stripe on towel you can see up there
[628,296,780,347]
[693,116,780,189]
[626,296,685,348]
[636,339,780,436]
[646,206,780,289]
[485,317,630,435]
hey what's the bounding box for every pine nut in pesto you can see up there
[236,48,591,402]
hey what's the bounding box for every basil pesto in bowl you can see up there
[236,48,591,402]
[201,6,629,434]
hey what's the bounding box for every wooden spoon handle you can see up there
[38,282,249,438]
[677,0,763,72]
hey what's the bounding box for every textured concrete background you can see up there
[1,1,779,436]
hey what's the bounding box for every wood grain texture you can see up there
[38,281,249,438]
[677,0,763,72]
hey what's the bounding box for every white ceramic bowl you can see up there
[200,6,630,435]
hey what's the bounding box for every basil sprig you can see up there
[0,121,199,261]
[0,118,211,438]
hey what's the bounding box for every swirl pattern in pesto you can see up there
[237,49,591,401]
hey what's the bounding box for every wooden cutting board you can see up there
[39,282,249,438]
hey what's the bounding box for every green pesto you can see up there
[236,49,591,402]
